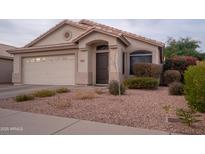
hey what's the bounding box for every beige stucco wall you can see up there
[12,29,162,85]
[78,32,118,48]
[125,37,160,64]
[123,37,161,78]
[0,58,13,83]
[77,31,120,85]
[12,49,78,84]
[32,24,86,47]
[75,48,91,85]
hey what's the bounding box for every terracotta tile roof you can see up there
[24,19,164,48]
[72,27,130,46]
[79,19,165,47]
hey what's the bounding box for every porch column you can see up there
[109,45,120,82]
[12,55,22,85]
[76,47,92,85]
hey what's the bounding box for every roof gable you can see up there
[24,20,89,47]
[73,27,130,46]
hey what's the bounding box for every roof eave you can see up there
[124,34,164,47]
[72,27,95,43]
[73,28,130,47]
[0,55,13,60]
[118,35,130,46]
[8,43,78,54]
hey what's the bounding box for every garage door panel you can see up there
[23,55,75,85]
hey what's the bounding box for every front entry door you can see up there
[96,52,108,84]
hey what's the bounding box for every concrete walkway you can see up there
[0,108,172,135]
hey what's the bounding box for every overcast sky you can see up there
[0,19,205,52]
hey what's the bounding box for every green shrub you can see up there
[133,63,162,78]
[168,82,184,95]
[108,80,126,95]
[33,89,56,97]
[184,64,205,112]
[164,56,197,74]
[15,94,34,102]
[124,77,159,89]
[176,108,201,126]
[163,70,181,85]
[56,87,70,93]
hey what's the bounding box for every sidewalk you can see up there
[0,108,173,135]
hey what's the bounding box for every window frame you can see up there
[122,52,125,74]
[129,51,152,75]
[96,45,109,51]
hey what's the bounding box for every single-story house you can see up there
[8,19,165,85]
[0,43,15,83]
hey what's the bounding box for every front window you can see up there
[130,51,152,74]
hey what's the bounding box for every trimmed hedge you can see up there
[168,82,184,95]
[184,64,205,112]
[124,77,159,90]
[108,80,126,95]
[133,63,162,78]
[163,70,181,85]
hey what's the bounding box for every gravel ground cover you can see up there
[0,87,204,134]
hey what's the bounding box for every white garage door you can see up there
[22,55,75,85]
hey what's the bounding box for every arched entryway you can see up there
[86,40,109,84]
[96,44,109,84]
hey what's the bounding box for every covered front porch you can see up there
[75,33,128,86]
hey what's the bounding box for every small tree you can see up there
[164,37,203,59]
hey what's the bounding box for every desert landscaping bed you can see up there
[0,87,205,134]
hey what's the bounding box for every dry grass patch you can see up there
[74,90,97,100]
[33,89,56,97]
[95,88,106,95]
[48,96,71,109]
[56,87,70,93]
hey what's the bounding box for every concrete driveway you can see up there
[0,108,172,135]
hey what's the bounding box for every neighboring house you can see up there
[0,43,15,83]
[8,19,164,85]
